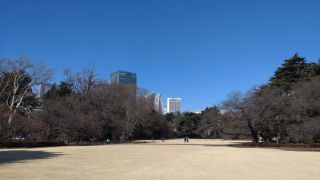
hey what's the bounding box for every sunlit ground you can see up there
[0,139,319,180]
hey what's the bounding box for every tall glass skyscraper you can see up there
[110,70,137,85]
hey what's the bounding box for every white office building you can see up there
[167,98,181,115]
[35,83,53,98]
[144,92,163,113]
[153,93,163,113]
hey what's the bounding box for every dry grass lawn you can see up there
[0,139,319,180]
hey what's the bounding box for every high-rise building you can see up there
[167,98,181,115]
[144,93,163,113]
[151,93,162,113]
[110,70,137,85]
[162,106,167,115]
[35,83,53,98]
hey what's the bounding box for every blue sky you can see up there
[1,0,319,112]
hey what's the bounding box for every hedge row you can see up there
[242,142,320,148]
[0,141,66,148]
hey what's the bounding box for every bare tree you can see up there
[222,90,259,143]
[0,57,52,124]
[252,85,294,143]
[64,65,96,94]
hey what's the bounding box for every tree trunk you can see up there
[8,114,13,124]
[247,118,259,143]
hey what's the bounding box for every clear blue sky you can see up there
[1,0,319,112]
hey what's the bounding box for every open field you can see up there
[0,139,319,180]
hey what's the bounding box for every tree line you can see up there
[1,54,319,144]
[171,54,320,144]
[0,57,173,143]
[220,54,320,144]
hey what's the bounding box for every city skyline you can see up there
[109,70,178,111]
[1,0,319,112]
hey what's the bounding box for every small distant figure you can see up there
[105,138,111,144]
[161,137,165,142]
[184,136,189,143]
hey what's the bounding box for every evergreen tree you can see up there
[57,82,73,97]
[165,112,175,124]
[270,54,308,88]
[270,54,320,89]
[304,61,320,80]
[175,112,201,137]
[44,81,73,99]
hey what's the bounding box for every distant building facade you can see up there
[95,79,109,85]
[151,93,162,113]
[162,106,167,115]
[35,83,53,98]
[110,70,137,85]
[167,98,181,115]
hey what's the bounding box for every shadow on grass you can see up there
[0,150,63,165]
[131,141,320,152]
